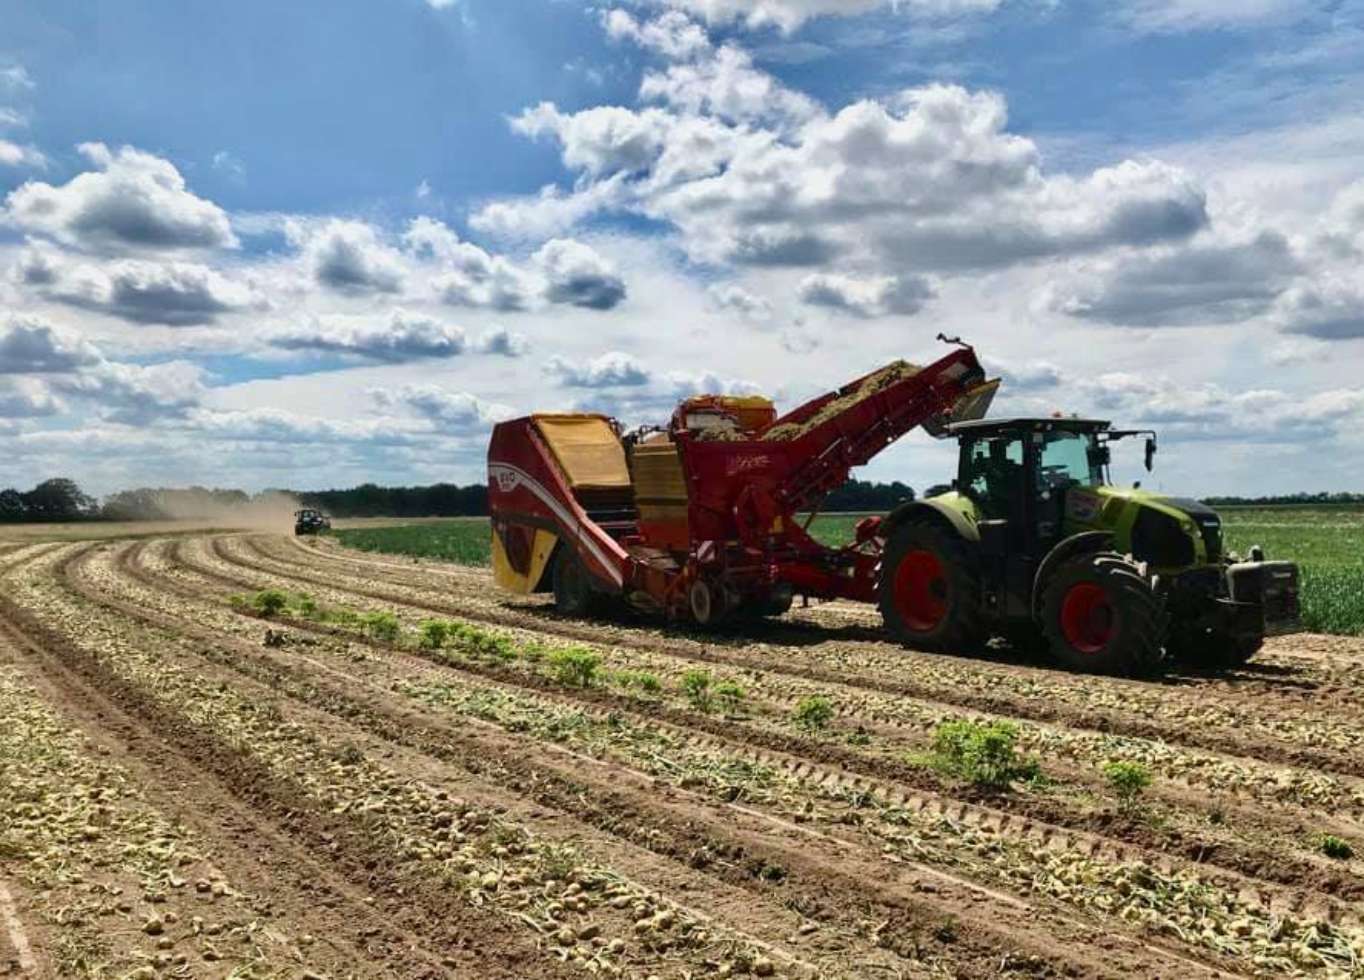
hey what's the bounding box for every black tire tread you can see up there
[551,546,597,617]
[1041,551,1166,676]
[879,518,985,653]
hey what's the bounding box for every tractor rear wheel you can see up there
[879,519,984,653]
[552,547,598,617]
[1041,553,1165,676]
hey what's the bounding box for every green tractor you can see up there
[878,417,1301,675]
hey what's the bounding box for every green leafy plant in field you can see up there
[681,670,713,712]
[1316,834,1354,860]
[792,695,834,732]
[417,619,450,649]
[327,607,361,628]
[251,589,289,618]
[714,680,745,716]
[549,647,600,688]
[296,594,320,619]
[616,671,662,696]
[360,611,401,643]
[929,720,1038,790]
[450,623,516,661]
[1102,760,1152,814]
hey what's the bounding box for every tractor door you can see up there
[1035,430,1106,542]
[960,434,1034,618]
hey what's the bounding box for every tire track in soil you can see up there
[783,600,1364,703]
[0,629,444,980]
[153,537,1364,969]
[256,535,1364,782]
[110,537,1216,980]
[195,534,1364,870]
[209,535,1364,844]
[60,543,942,980]
[296,534,1364,714]
[0,546,586,980]
[172,537,1364,910]
[0,879,39,976]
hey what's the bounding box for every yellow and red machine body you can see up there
[489,344,995,620]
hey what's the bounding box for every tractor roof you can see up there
[947,417,1112,437]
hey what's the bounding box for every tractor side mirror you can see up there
[1144,437,1157,472]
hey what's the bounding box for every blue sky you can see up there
[1,0,1362,496]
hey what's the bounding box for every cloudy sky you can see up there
[1,0,1362,498]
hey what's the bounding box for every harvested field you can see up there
[2,528,1363,978]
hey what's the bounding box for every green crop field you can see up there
[334,506,1364,635]
[334,519,492,566]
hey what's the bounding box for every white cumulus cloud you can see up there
[0,140,45,169]
[546,351,651,387]
[271,309,468,361]
[798,272,936,317]
[5,143,237,252]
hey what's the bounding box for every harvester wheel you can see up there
[879,519,984,653]
[1041,553,1165,676]
[689,579,732,625]
[1168,628,1262,668]
[551,547,598,617]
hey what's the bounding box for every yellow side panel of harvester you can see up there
[534,414,631,490]
[491,527,559,594]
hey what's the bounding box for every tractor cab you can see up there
[951,418,1156,560]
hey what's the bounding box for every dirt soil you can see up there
[1,529,1362,979]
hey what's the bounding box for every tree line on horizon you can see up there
[1,477,1361,524]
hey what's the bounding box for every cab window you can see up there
[1038,431,1103,491]
[963,436,1025,517]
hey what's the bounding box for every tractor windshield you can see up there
[1037,431,1105,490]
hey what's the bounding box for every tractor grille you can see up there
[1161,497,1222,563]
[1131,509,1195,567]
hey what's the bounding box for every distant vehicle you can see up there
[294,508,332,536]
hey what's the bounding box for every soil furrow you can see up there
[0,610,464,979]
[132,545,1364,977]
[197,535,1364,835]
[156,536,1364,907]
[1,548,637,980]
[112,537,1232,978]
[10,525,1359,978]
[250,534,1364,780]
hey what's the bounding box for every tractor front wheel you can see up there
[552,547,598,617]
[1041,553,1165,676]
[879,519,984,653]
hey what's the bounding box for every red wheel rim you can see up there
[1060,582,1115,653]
[893,549,948,631]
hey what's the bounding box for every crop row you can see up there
[13,548,793,980]
[197,537,1364,822]
[117,541,1364,973]
[0,661,304,977]
[273,536,1364,764]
